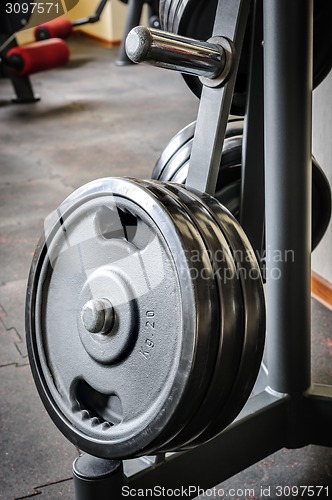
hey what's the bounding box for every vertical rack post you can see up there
[264,0,313,395]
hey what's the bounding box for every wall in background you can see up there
[312,70,332,284]
[17,0,147,45]
[66,0,113,43]
[66,0,125,44]
[66,0,147,43]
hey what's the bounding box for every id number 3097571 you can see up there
[5,2,60,14]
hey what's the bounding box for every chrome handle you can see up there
[125,27,228,81]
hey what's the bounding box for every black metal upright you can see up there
[264,0,312,398]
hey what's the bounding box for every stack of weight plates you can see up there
[152,120,332,251]
[26,177,265,458]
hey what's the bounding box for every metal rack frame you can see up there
[73,1,332,497]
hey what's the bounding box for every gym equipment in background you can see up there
[4,39,69,77]
[0,1,69,103]
[34,0,160,73]
[0,0,36,102]
[116,0,160,65]
[34,0,109,41]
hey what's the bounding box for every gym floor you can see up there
[0,36,332,500]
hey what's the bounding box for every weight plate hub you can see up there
[26,177,266,458]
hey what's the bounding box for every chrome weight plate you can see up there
[143,181,246,451]
[26,177,221,458]
[161,0,332,113]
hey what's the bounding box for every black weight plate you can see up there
[153,132,242,218]
[152,119,243,183]
[312,160,332,250]
[165,135,242,187]
[213,180,240,219]
[155,182,245,451]
[26,177,219,458]
[312,0,332,88]
[154,123,331,250]
[178,156,331,251]
[134,179,223,452]
[161,0,332,113]
[184,189,266,446]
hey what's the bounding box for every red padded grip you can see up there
[35,17,73,40]
[7,39,70,76]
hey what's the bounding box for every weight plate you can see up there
[133,179,224,452]
[159,0,168,32]
[312,160,332,250]
[312,0,332,88]
[165,135,242,189]
[153,121,331,250]
[148,182,246,451]
[160,0,332,113]
[152,119,243,184]
[26,177,223,458]
[153,121,196,181]
[183,188,266,447]
[159,140,192,184]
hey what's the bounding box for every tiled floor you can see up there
[0,36,331,499]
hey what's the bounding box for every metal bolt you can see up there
[81,299,115,335]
